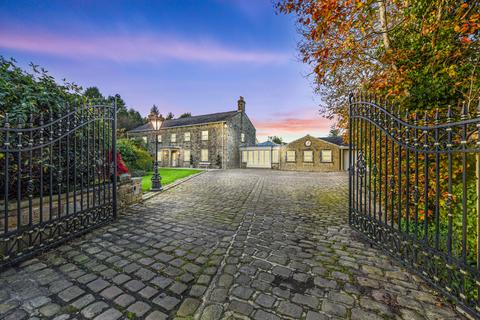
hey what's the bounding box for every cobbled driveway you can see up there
[0,170,463,320]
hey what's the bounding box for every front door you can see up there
[171,151,178,167]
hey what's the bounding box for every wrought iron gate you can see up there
[0,102,117,268]
[349,93,480,317]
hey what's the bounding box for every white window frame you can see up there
[157,135,162,143]
[171,133,176,143]
[241,133,245,143]
[142,136,148,144]
[184,149,191,162]
[201,149,209,162]
[201,130,209,141]
[321,150,333,163]
[303,150,313,163]
[157,151,163,161]
[184,132,191,142]
[286,150,296,162]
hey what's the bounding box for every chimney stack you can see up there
[237,96,246,113]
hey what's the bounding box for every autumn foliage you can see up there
[276,0,480,124]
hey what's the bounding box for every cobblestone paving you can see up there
[0,170,464,319]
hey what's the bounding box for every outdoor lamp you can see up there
[150,113,163,191]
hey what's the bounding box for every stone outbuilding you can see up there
[241,135,349,172]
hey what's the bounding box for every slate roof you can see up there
[161,111,237,128]
[128,122,153,133]
[318,136,348,147]
[128,110,239,133]
[256,141,280,147]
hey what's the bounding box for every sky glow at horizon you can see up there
[0,0,334,142]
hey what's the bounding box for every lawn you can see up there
[141,168,202,191]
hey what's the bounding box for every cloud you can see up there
[253,115,333,138]
[0,29,288,64]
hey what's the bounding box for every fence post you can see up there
[348,93,353,224]
[112,99,118,219]
[477,153,480,271]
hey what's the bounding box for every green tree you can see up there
[270,136,283,144]
[178,112,192,118]
[150,105,159,116]
[0,57,82,122]
[166,112,174,120]
[84,86,104,102]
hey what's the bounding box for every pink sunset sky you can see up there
[0,0,334,142]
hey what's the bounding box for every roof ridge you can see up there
[163,110,237,123]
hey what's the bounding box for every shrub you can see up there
[117,138,153,175]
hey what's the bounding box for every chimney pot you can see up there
[237,96,246,112]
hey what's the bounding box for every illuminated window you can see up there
[241,133,245,142]
[171,133,176,142]
[321,150,333,163]
[201,130,209,141]
[184,132,191,141]
[303,151,313,162]
[184,150,191,162]
[157,151,163,161]
[286,151,296,162]
[201,149,209,162]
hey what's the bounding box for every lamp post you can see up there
[149,112,163,191]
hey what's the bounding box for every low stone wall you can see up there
[117,177,143,210]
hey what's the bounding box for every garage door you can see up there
[246,150,271,168]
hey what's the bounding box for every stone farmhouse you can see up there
[128,97,256,169]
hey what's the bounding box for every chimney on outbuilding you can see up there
[237,96,245,113]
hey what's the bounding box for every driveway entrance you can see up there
[0,170,462,319]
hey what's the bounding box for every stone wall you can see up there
[225,112,256,169]
[279,135,342,172]
[117,177,143,210]
[152,122,226,168]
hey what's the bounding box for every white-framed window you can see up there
[201,149,209,162]
[201,130,209,141]
[241,133,245,143]
[157,135,162,143]
[248,151,253,163]
[286,150,296,162]
[242,151,247,163]
[184,132,191,142]
[142,136,148,144]
[184,149,191,162]
[157,151,163,161]
[321,150,333,163]
[171,133,176,143]
[303,150,313,163]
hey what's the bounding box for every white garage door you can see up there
[246,150,271,168]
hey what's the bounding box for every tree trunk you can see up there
[378,0,391,51]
